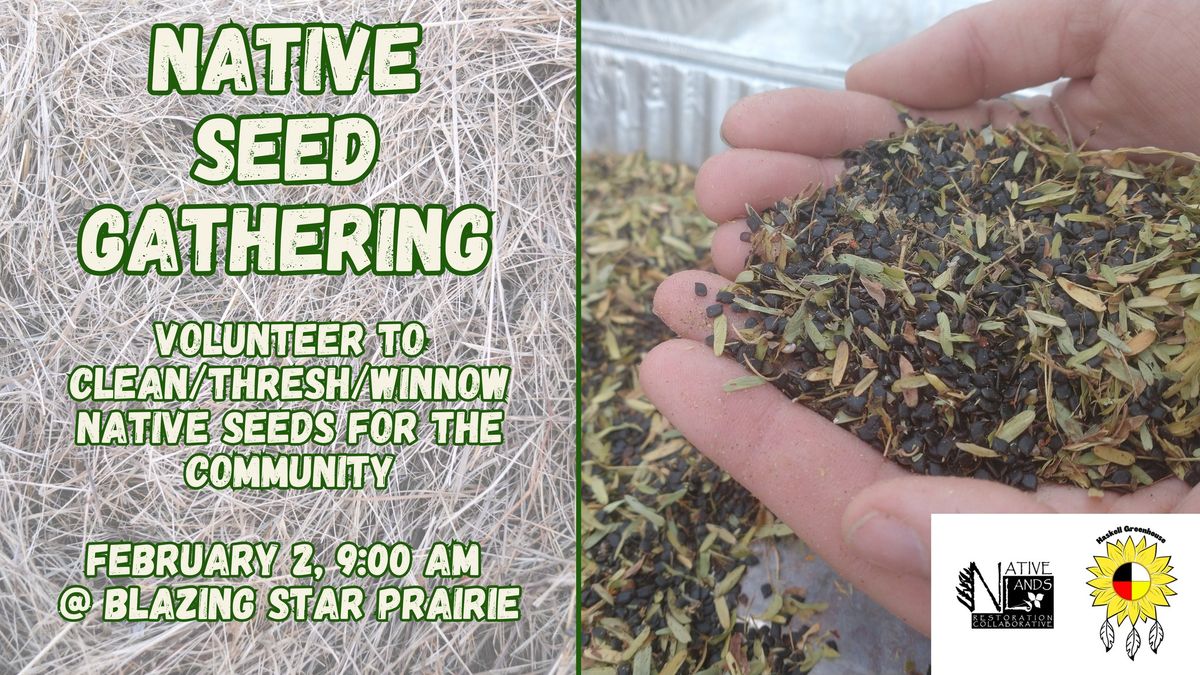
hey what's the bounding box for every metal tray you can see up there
[583,0,1016,167]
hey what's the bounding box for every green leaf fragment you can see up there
[723,375,766,392]
[995,409,1036,443]
[713,314,727,356]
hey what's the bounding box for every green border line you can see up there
[573,1,582,671]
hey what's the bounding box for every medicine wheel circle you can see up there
[1113,561,1151,601]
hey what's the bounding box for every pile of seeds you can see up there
[582,153,840,674]
[707,113,1200,492]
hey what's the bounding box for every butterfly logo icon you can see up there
[1011,592,1044,613]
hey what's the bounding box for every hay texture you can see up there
[0,1,575,672]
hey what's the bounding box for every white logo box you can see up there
[932,513,1198,672]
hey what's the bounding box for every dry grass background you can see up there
[0,0,575,672]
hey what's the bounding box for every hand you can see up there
[641,0,1200,635]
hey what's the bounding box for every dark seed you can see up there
[843,396,867,414]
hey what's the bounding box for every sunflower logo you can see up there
[1087,536,1175,660]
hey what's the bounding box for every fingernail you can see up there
[844,511,930,579]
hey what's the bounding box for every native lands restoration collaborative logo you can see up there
[956,559,1054,629]
[1087,529,1175,660]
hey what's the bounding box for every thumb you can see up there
[841,475,1050,579]
[845,0,1111,108]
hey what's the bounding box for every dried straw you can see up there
[0,1,575,672]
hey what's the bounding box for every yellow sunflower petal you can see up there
[1136,543,1157,567]
[1125,602,1141,625]
[1108,541,1124,562]
[1153,571,1176,586]
[1140,598,1157,622]
[1148,555,1172,574]
[1146,586,1168,607]
[1122,537,1137,562]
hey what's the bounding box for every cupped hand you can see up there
[641,0,1200,635]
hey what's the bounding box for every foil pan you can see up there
[584,0,1012,167]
